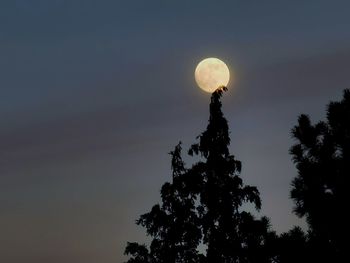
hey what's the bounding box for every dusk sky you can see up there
[1,1,350,263]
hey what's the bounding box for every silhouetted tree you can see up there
[125,142,204,263]
[124,87,275,263]
[274,226,309,263]
[289,89,350,262]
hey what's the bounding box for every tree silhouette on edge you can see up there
[288,89,350,262]
[124,88,275,263]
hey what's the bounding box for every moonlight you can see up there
[195,57,230,93]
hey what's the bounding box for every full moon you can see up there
[195,57,230,93]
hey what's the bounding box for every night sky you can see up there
[1,1,350,263]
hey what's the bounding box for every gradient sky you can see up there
[1,1,350,263]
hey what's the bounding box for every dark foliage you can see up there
[274,227,309,263]
[288,89,350,262]
[124,87,274,263]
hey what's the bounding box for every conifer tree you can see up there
[289,89,350,262]
[124,88,274,263]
